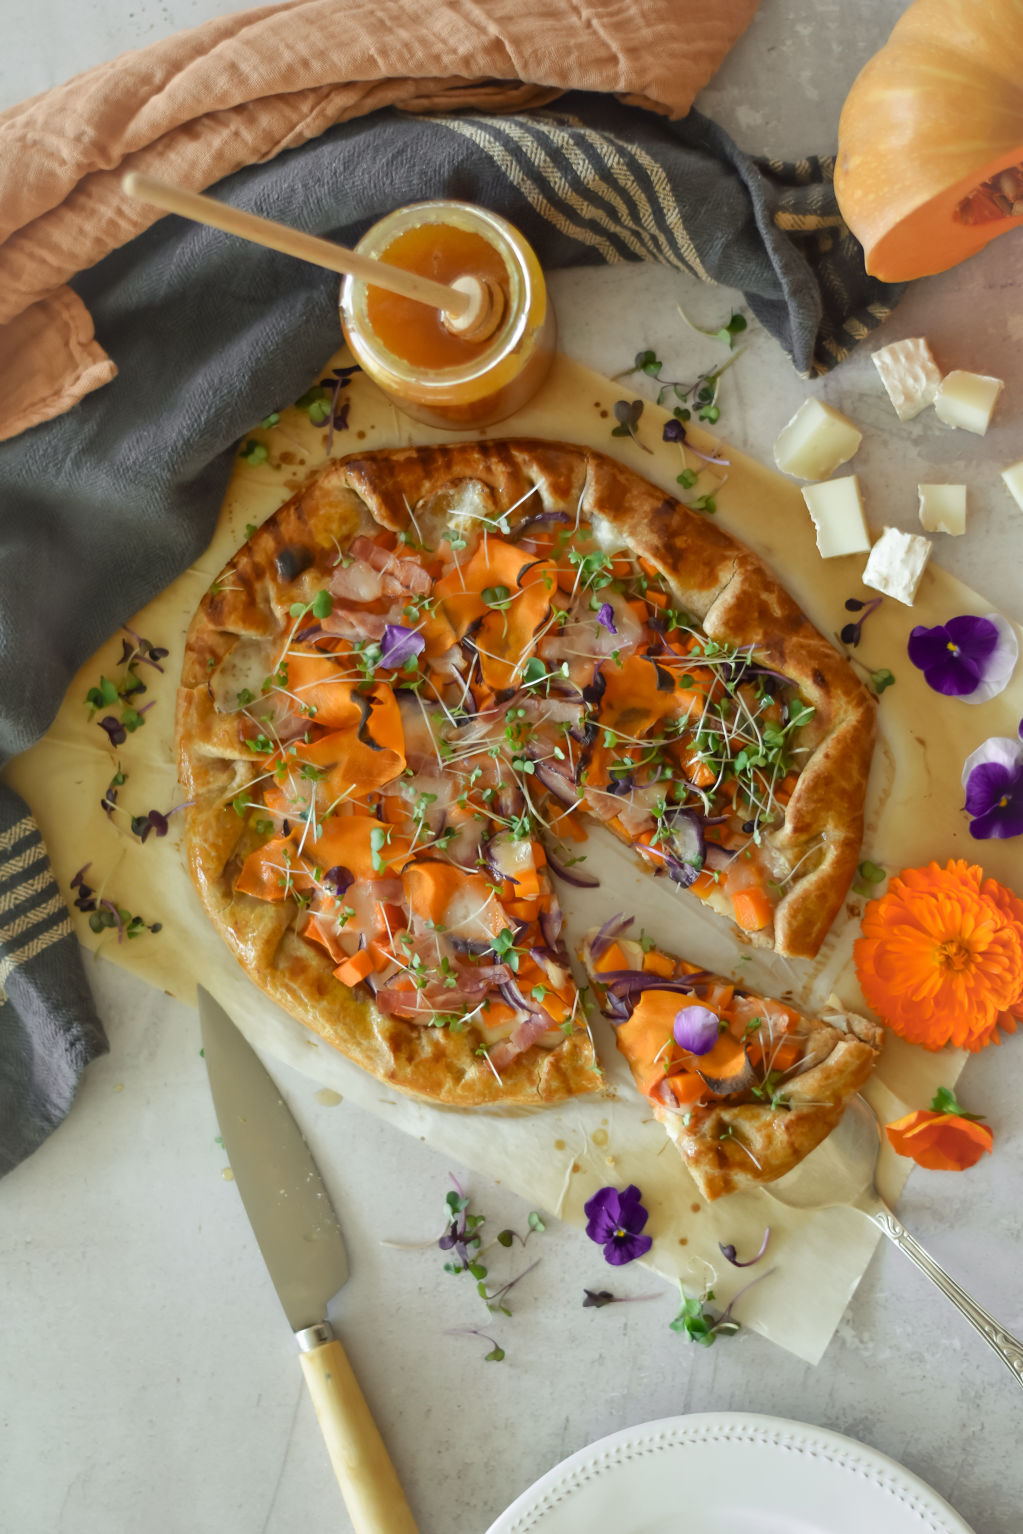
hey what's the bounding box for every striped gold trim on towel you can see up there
[543,110,712,281]
[0,810,74,1001]
[774,211,847,232]
[437,116,627,264]
[0,815,36,855]
[0,918,75,994]
[0,865,51,915]
[2,840,48,881]
[435,111,711,281]
[0,891,67,946]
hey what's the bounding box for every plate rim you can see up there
[483,1410,976,1534]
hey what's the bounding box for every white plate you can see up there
[484,1413,975,1534]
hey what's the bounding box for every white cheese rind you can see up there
[872,337,942,421]
[773,398,862,480]
[1001,460,1023,511]
[917,484,967,536]
[801,477,872,558]
[934,370,1004,435]
[861,526,932,606]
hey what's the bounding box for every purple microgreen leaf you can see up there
[582,1288,661,1308]
[718,1226,771,1267]
[98,715,127,746]
[840,596,882,647]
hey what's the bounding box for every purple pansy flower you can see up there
[379,624,425,669]
[596,602,618,635]
[908,614,1018,703]
[673,1006,720,1055]
[583,1184,653,1266]
[961,720,1023,840]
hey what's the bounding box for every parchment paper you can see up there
[9,356,1022,1364]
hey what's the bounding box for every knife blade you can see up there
[198,986,418,1534]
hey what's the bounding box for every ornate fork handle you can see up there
[866,1198,1023,1386]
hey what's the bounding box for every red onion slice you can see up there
[545,847,599,888]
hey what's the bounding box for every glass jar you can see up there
[339,201,556,430]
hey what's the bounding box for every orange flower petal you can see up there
[854,860,1023,1051]
[886,1110,993,1171]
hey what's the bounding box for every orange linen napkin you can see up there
[0,0,759,443]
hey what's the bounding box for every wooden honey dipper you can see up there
[121,173,505,342]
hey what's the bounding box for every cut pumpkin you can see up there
[835,0,1023,279]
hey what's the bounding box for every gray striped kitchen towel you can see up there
[0,93,903,1174]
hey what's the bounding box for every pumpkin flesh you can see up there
[835,0,1023,280]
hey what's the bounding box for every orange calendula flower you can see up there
[886,1088,993,1171]
[854,859,1023,1051]
[982,878,1023,1038]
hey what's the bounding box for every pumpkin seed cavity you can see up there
[955,163,1023,224]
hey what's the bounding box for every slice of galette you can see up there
[583,919,883,1200]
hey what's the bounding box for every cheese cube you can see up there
[802,477,872,558]
[917,484,967,536]
[774,399,862,480]
[934,370,1004,434]
[862,527,932,606]
[1001,460,1023,511]
[872,337,942,421]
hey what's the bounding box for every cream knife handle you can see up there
[297,1325,419,1533]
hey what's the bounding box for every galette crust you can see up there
[657,1011,884,1201]
[178,440,875,1106]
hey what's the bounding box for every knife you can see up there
[198,986,419,1534]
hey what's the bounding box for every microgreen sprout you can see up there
[85,629,168,741]
[670,1265,774,1345]
[289,589,334,622]
[852,859,887,898]
[610,398,652,453]
[871,668,896,695]
[69,865,162,941]
[676,306,748,350]
[841,596,883,647]
[238,439,268,465]
[669,1285,732,1346]
[582,1289,660,1308]
[444,1327,505,1362]
[718,1226,771,1268]
[294,384,331,425]
[621,333,744,424]
[496,1210,546,1247]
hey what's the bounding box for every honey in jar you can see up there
[339,201,556,429]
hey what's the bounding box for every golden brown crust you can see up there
[658,1011,883,1201]
[178,439,874,1106]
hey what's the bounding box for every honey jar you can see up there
[339,201,556,429]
